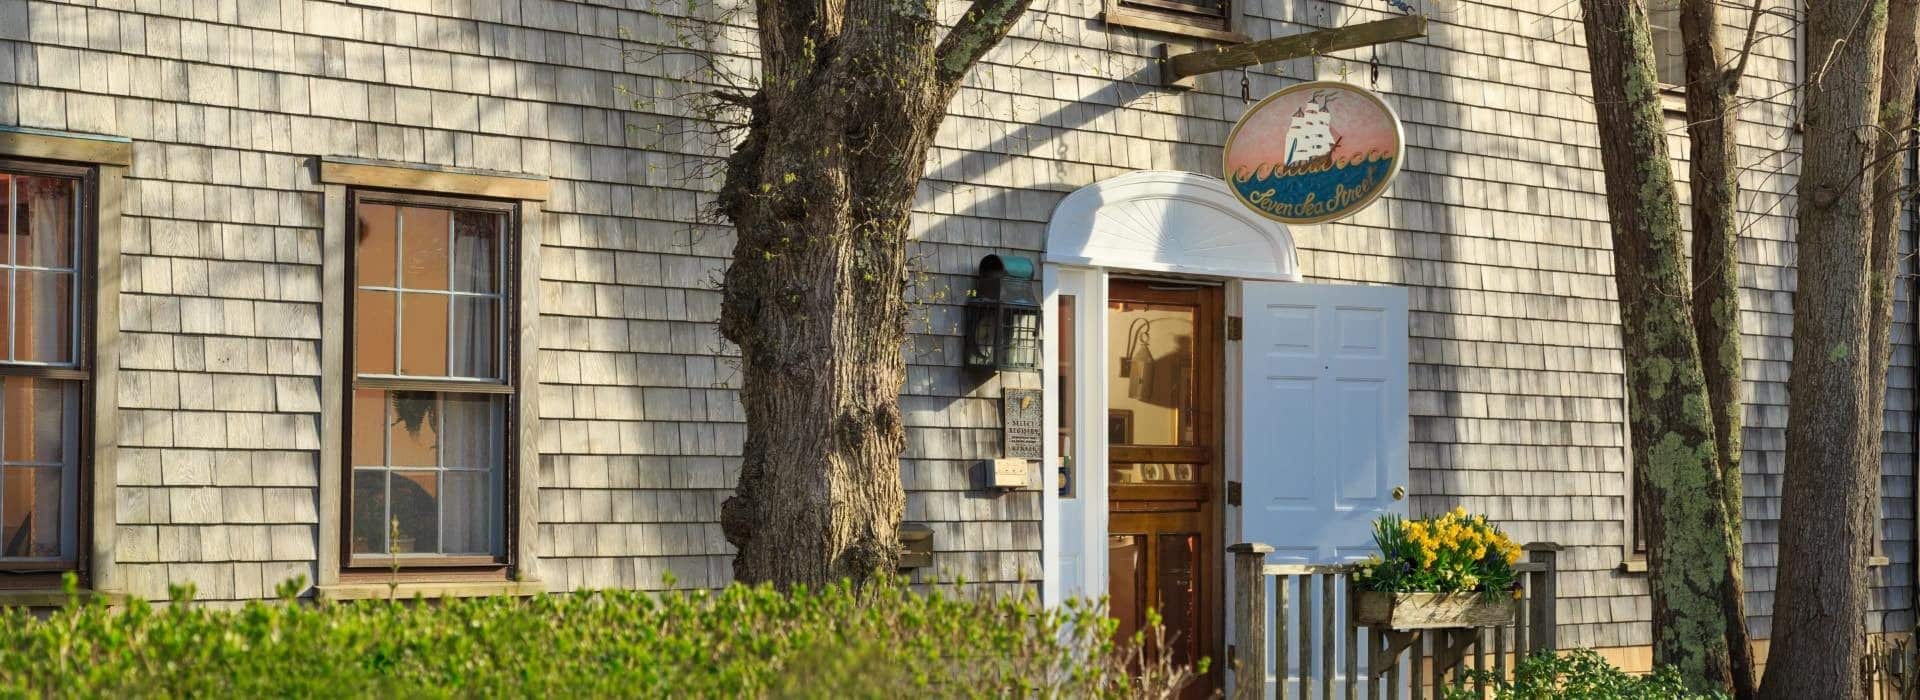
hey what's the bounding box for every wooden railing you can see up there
[1228,542,1562,700]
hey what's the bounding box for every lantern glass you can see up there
[965,303,998,368]
[999,308,1041,371]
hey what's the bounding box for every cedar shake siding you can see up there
[0,0,1909,653]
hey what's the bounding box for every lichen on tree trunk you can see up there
[1575,0,1748,692]
[1677,0,1755,693]
[713,0,1034,588]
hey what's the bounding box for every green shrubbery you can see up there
[1445,648,1730,700]
[0,576,1200,698]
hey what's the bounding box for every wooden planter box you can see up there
[1353,590,1517,629]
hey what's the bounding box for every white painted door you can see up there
[1236,282,1409,698]
[1238,281,1409,561]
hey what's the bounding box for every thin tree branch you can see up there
[1726,0,1774,84]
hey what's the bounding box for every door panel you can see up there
[1238,282,1408,564]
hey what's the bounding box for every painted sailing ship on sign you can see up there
[1224,81,1404,225]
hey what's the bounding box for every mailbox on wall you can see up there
[963,254,1042,373]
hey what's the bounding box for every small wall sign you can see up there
[1003,389,1043,460]
[1223,80,1404,225]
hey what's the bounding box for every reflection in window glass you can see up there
[1158,534,1200,669]
[349,195,513,566]
[1058,295,1076,498]
[348,390,501,557]
[1108,301,1197,446]
[1108,534,1146,647]
[1109,462,1200,485]
[354,202,504,382]
[0,167,84,567]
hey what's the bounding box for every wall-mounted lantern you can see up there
[964,254,1042,373]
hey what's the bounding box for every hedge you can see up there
[0,576,1202,698]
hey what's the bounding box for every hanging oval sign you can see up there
[1223,81,1404,225]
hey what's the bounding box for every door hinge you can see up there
[1227,480,1242,506]
[1227,644,1237,669]
[1226,315,1243,341]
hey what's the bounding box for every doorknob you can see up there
[1392,486,1405,501]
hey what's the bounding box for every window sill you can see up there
[1658,86,1686,116]
[1104,9,1249,44]
[315,579,547,602]
[1871,555,1892,568]
[0,589,125,607]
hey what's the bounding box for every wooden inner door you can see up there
[1105,278,1222,688]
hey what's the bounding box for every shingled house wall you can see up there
[0,0,1910,658]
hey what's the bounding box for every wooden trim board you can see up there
[317,157,550,201]
[0,128,133,166]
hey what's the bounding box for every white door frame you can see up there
[1040,170,1301,609]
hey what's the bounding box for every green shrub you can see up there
[1445,648,1729,700]
[0,575,1202,699]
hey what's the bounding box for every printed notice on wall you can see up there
[1003,389,1043,460]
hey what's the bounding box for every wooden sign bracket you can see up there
[1158,14,1429,89]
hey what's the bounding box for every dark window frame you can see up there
[1103,0,1246,43]
[339,188,522,581]
[0,158,96,589]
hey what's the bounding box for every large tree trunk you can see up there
[1677,0,1756,694]
[1870,0,1920,554]
[1576,0,1746,691]
[1759,0,1890,696]
[714,1,1032,587]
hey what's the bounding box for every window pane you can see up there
[441,470,489,555]
[3,378,67,464]
[1108,534,1146,647]
[350,469,387,555]
[355,203,397,288]
[353,289,396,375]
[13,271,72,364]
[1108,300,1198,446]
[452,211,499,293]
[1109,462,1200,485]
[1156,533,1201,670]
[450,297,497,378]
[13,176,75,269]
[1058,295,1076,498]
[390,470,439,554]
[351,389,387,468]
[399,293,449,376]
[388,391,440,467]
[440,394,496,469]
[1,467,61,558]
[400,207,451,290]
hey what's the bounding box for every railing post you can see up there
[1524,542,1561,656]
[1230,542,1275,700]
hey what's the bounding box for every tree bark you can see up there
[1758,0,1889,696]
[1678,0,1756,694]
[715,0,1032,587]
[1576,0,1745,692]
[1870,0,1920,547]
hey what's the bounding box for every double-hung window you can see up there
[0,162,86,582]
[346,191,516,571]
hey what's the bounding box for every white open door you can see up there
[1239,281,1409,560]
[1235,282,1409,698]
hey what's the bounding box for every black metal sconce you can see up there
[964,255,1042,373]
